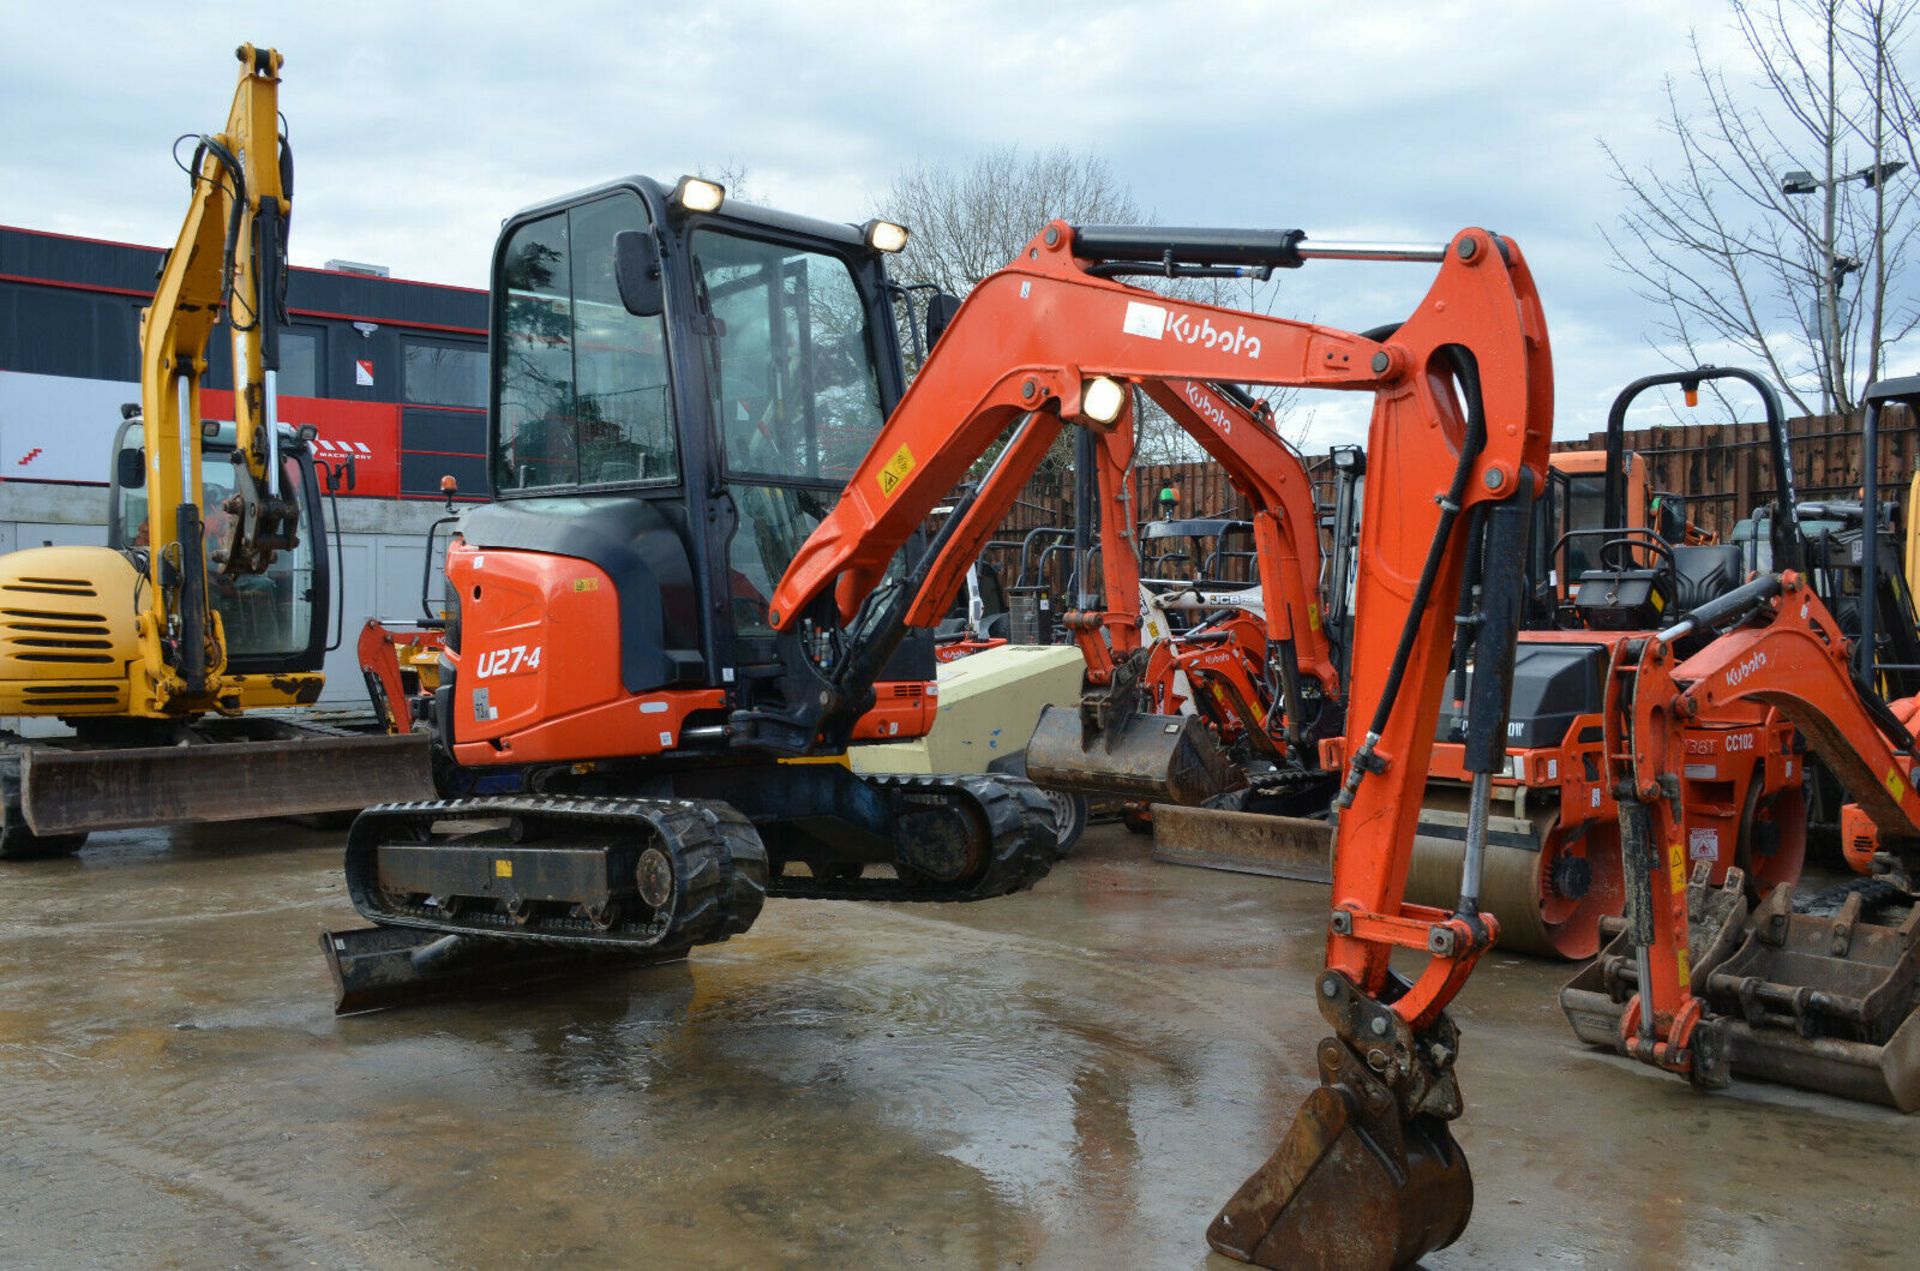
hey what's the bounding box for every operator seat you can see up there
[1670,543,1745,613]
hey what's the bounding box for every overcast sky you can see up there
[2,1,1798,443]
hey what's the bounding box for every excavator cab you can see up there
[107,413,330,672]
[432,175,928,769]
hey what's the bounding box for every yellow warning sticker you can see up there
[877,444,915,498]
[1667,841,1685,893]
[572,577,599,593]
[1308,603,1322,633]
[1676,945,1691,987]
[495,859,513,879]
[1887,768,1907,803]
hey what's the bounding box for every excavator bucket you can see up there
[1562,870,1920,1110]
[1702,882,1920,1110]
[1560,866,1752,1058]
[20,732,434,835]
[1209,1038,1472,1270]
[1024,702,1245,805]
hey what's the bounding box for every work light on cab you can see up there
[671,175,725,213]
[862,218,909,253]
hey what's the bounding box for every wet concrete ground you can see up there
[1,820,1915,1269]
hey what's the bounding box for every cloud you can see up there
[0,0,1764,440]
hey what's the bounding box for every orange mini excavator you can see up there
[1561,373,1920,1111]
[329,184,1553,1265]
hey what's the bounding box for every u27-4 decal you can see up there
[474,644,543,679]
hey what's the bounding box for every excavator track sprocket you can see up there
[345,796,768,951]
[768,773,1057,902]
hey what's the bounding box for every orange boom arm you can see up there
[763,220,1552,1266]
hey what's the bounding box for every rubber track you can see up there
[346,795,768,952]
[767,773,1058,903]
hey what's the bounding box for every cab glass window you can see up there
[491,192,678,494]
[111,425,316,660]
[691,230,884,484]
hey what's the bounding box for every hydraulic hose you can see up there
[1335,345,1488,809]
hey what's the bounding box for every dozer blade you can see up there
[1025,703,1245,805]
[21,733,434,836]
[1151,804,1332,883]
[1209,1038,1472,1270]
[322,925,685,1015]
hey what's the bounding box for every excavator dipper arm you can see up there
[767,221,1555,1267]
[1139,378,1339,699]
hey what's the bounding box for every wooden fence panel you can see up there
[949,407,1917,567]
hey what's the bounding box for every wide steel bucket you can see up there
[1024,703,1245,805]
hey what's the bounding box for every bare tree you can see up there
[877,146,1296,470]
[1601,0,1918,416]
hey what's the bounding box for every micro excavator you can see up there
[1561,372,1920,1112]
[0,45,430,857]
[327,184,1555,1265]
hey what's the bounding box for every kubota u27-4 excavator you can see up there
[325,175,1064,997]
[332,181,1552,1263]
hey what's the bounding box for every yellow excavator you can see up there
[0,44,430,858]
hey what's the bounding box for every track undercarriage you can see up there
[329,764,1058,1012]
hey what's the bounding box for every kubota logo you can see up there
[1168,311,1262,359]
[1724,651,1768,688]
[1183,382,1232,434]
[1123,300,1263,360]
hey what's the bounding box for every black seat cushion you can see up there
[1670,544,1745,613]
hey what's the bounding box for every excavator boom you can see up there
[765,220,1555,1266]
[138,43,301,707]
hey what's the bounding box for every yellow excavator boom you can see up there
[137,43,301,709]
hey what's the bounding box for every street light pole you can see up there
[1779,159,1908,414]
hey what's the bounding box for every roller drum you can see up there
[1408,784,1624,959]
